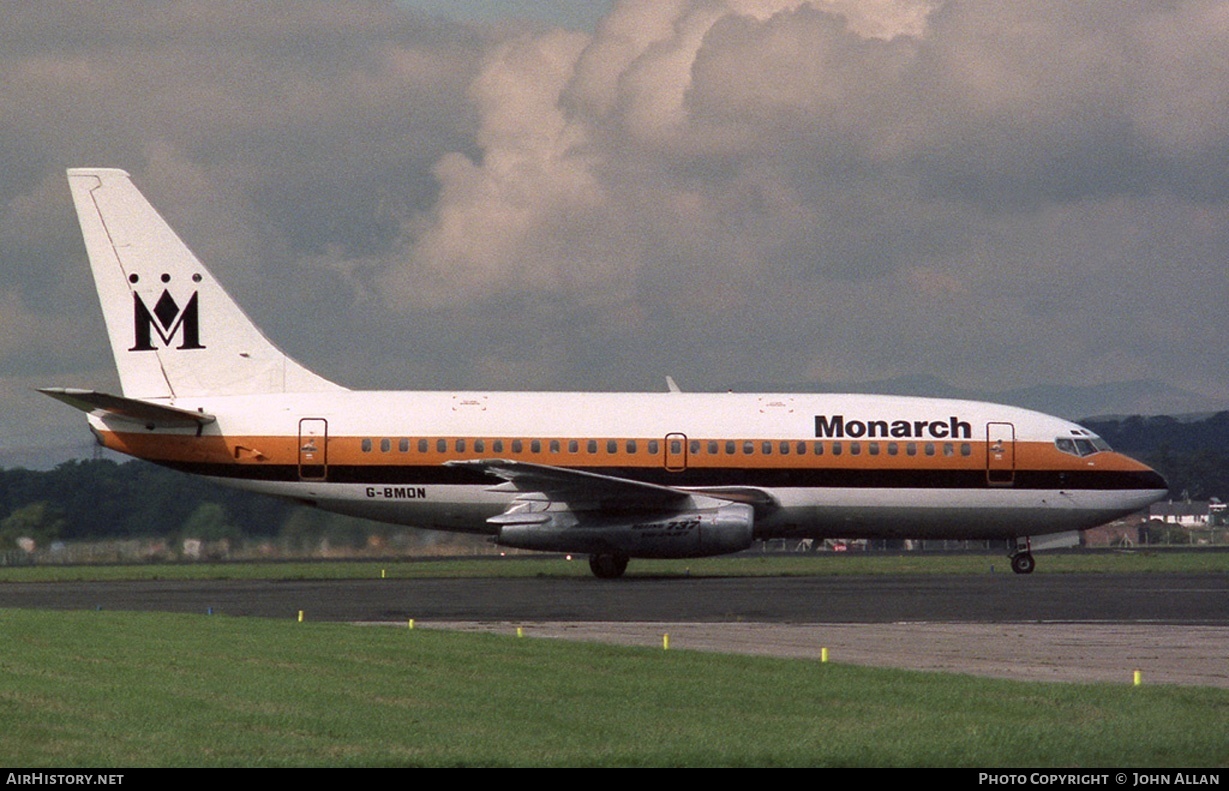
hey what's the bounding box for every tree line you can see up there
[0,459,460,553]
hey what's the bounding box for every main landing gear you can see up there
[1010,537,1035,575]
[1010,552,1036,575]
[588,553,629,579]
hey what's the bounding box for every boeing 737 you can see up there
[44,168,1169,577]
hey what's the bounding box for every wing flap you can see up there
[445,458,691,509]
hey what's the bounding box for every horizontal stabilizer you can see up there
[38,387,215,429]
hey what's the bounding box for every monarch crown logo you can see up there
[130,275,205,351]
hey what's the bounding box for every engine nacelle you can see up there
[496,502,755,559]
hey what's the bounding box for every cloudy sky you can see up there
[4,0,1228,462]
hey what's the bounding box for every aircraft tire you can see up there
[1010,552,1036,575]
[588,553,629,579]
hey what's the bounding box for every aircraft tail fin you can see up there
[66,168,345,399]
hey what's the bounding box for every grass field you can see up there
[1,608,1226,767]
[1,548,1226,583]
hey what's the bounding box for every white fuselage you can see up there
[88,389,1169,543]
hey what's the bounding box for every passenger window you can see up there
[726,441,737,455]
[832,441,842,456]
[887,442,898,456]
[607,440,618,454]
[550,440,560,453]
[418,438,428,453]
[850,442,861,455]
[588,440,598,454]
[361,438,372,453]
[813,442,824,455]
[780,442,790,455]
[907,443,917,456]
[961,443,972,456]
[762,441,772,455]
[924,443,935,456]
[530,440,541,453]
[399,438,409,453]
[493,440,504,453]
[455,439,466,452]
[436,438,447,453]
[380,438,391,453]
[626,440,637,454]
[648,440,660,454]
[568,440,579,453]
[475,439,486,453]
[743,441,755,455]
[690,440,701,454]
[512,439,523,453]
[796,442,808,455]
[708,441,719,455]
[869,442,879,456]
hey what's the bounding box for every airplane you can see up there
[43,168,1169,578]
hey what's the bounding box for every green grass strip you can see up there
[0,609,1225,767]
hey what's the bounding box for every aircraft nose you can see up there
[1127,456,1168,492]
[1142,468,1169,492]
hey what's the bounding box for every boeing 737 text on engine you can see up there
[43,169,1168,577]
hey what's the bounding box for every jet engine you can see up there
[495,502,755,559]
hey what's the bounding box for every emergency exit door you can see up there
[664,433,687,472]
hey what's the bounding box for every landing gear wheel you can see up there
[1010,552,1035,575]
[588,553,629,579]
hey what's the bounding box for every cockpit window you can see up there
[1055,434,1112,457]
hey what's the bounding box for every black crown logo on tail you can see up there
[131,287,205,351]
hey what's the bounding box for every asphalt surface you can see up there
[0,572,1225,623]
[3,572,1226,686]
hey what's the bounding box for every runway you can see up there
[2,572,1226,686]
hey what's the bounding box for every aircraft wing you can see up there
[448,458,781,516]
[39,388,215,430]
[445,458,690,510]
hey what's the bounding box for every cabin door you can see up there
[986,422,1015,485]
[298,418,328,481]
[664,432,688,472]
